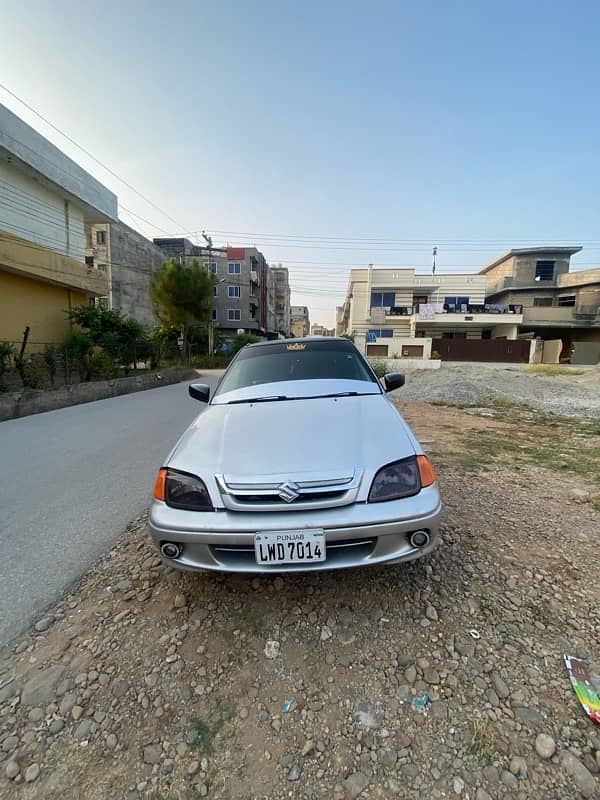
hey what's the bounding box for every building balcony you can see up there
[522,306,600,327]
[370,303,523,321]
[0,230,109,296]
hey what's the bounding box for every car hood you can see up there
[167,392,418,487]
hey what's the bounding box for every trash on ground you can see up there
[411,694,430,711]
[564,654,600,726]
[282,696,295,713]
[264,640,280,660]
[468,629,481,640]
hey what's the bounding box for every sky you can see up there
[1,0,599,327]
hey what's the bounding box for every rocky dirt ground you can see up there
[1,401,599,800]
[395,364,600,418]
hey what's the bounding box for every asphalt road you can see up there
[0,376,220,648]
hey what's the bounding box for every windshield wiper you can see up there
[317,391,364,398]
[225,395,290,405]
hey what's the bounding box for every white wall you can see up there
[0,162,85,261]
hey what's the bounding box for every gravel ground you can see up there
[0,403,599,800]
[394,365,600,418]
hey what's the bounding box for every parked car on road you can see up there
[149,337,442,572]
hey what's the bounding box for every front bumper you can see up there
[148,485,442,573]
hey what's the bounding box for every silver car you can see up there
[149,337,442,573]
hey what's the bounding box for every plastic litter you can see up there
[564,655,600,726]
[468,629,481,640]
[411,693,430,711]
[282,696,295,713]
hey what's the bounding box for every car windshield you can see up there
[214,339,377,398]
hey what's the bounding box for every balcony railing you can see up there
[370,303,523,318]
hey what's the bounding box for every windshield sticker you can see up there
[286,343,306,351]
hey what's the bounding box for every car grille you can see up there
[215,470,363,512]
[210,537,376,568]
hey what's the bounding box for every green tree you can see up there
[230,332,261,355]
[150,259,215,361]
[67,305,148,374]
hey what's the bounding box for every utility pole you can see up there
[202,231,214,356]
[432,246,437,275]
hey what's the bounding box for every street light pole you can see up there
[202,231,214,356]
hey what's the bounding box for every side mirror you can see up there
[189,383,210,403]
[383,372,405,393]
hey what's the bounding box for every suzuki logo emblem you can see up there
[278,480,301,503]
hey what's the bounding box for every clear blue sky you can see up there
[2,0,599,325]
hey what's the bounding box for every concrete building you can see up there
[153,240,275,340]
[0,103,117,348]
[337,266,523,360]
[86,221,167,326]
[151,237,198,262]
[311,323,335,336]
[480,247,600,363]
[290,305,310,337]
[272,265,291,336]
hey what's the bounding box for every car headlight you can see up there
[153,468,214,511]
[368,455,435,502]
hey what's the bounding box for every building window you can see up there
[212,309,217,321]
[533,297,553,307]
[96,230,106,245]
[228,309,241,321]
[85,256,94,267]
[228,262,241,274]
[442,331,467,339]
[557,295,576,307]
[97,263,107,272]
[213,285,218,296]
[535,260,555,281]
[205,261,218,274]
[444,296,469,311]
[367,329,394,341]
[228,285,240,298]
[370,291,395,308]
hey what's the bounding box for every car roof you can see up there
[245,336,347,348]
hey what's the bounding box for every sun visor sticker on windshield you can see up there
[287,343,306,351]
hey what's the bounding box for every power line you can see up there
[0,83,190,231]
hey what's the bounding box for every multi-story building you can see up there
[480,247,600,363]
[0,105,117,350]
[151,237,198,262]
[337,266,523,359]
[154,240,275,340]
[87,221,167,327]
[0,104,117,348]
[310,323,335,336]
[272,265,291,336]
[290,305,310,338]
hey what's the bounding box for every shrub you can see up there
[0,341,15,388]
[229,333,261,355]
[22,361,47,390]
[61,330,93,382]
[369,359,388,378]
[89,349,116,380]
[43,345,59,387]
[192,355,232,369]
[431,350,441,360]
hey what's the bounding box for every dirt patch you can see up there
[1,403,599,800]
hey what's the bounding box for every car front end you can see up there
[148,337,442,573]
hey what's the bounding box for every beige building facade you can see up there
[337,266,522,358]
[0,104,117,349]
[481,247,600,363]
[290,305,310,337]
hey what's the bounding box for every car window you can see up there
[214,340,377,396]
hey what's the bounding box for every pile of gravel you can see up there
[394,365,600,418]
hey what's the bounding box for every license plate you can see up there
[254,529,326,565]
